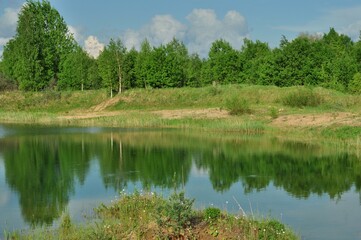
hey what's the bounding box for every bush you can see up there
[204,207,221,222]
[349,73,361,94]
[269,107,279,119]
[282,88,322,108]
[156,191,195,235]
[225,96,252,115]
[0,73,17,91]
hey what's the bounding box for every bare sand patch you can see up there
[272,112,361,127]
[152,108,229,119]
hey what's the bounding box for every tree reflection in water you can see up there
[1,128,360,226]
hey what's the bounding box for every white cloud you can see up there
[68,25,84,42]
[123,30,142,50]
[186,9,248,56]
[0,7,19,36]
[122,9,249,57]
[0,7,20,57]
[84,36,104,58]
[0,38,11,46]
[123,15,186,50]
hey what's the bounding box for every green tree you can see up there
[163,38,188,87]
[98,39,126,97]
[1,0,76,91]
[135,39,153,88]
[206,39,240,85]
[319,28,357,91]
[58,47,95,91]
[123,47,139,89]
[349,72,361,93]
[185,53,203,87]
[240,39,273,85]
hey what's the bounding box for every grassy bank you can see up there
[0,85,360,141]
[7,191,298,240]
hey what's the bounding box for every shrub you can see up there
[204,207,221,222]
[156,191,195,235]
[225,96,252,115]
[0,73,17,91]
[282,88,322,108]
[208,85,222,96]
[269,107,279,119]
[349,73,361,94]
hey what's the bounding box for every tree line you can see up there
[1,0,361,95]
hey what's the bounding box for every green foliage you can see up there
[58,47,100,91]
[225,96,252,115]
[156,191,195,235]
[1,4,361,94]
[269,107,279,119]
[322,126,361,140]
[97,39,126,97]
[123,48,139,89]
[349,72,361,94]
[208,84,222,96]
[0,72,17,91]
[257,219,288,240]
[282,88,323,107]
[204,207,221,222]
[1,0,76,91]
[206,39,241,84]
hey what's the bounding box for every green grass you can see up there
[0,89,108,112]
[12,191,298,240]
[0,85,360,143]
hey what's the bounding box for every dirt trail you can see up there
[91,95,121,112]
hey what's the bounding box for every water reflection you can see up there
[0,126,360,229]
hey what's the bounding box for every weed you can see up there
[258,219,288,240]
[282,88,323,108]
[225,96,252,115]
[204,207,221,222]
[156,191,195,236]
[269,107,279,119]
[208,85,222,96]
[322,126,361,140]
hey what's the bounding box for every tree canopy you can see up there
[0,0,361,95]
[1,0,76,91]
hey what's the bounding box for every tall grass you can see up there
[281,88,323,108]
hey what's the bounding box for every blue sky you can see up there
[1,0,361,57]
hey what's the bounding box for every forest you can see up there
[1,0,361,96]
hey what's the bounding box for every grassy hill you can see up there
[0,84,360,142]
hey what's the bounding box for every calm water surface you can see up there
[0,124,361,240]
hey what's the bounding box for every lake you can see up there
[0,124,360,239]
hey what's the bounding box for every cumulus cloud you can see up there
[186,9,248,56]
[122,9,249,57]
[0,7,20,57]
[84,36,104,58]
[68,25,85,42]
[124,15,186,50]
[0,7,19,36]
